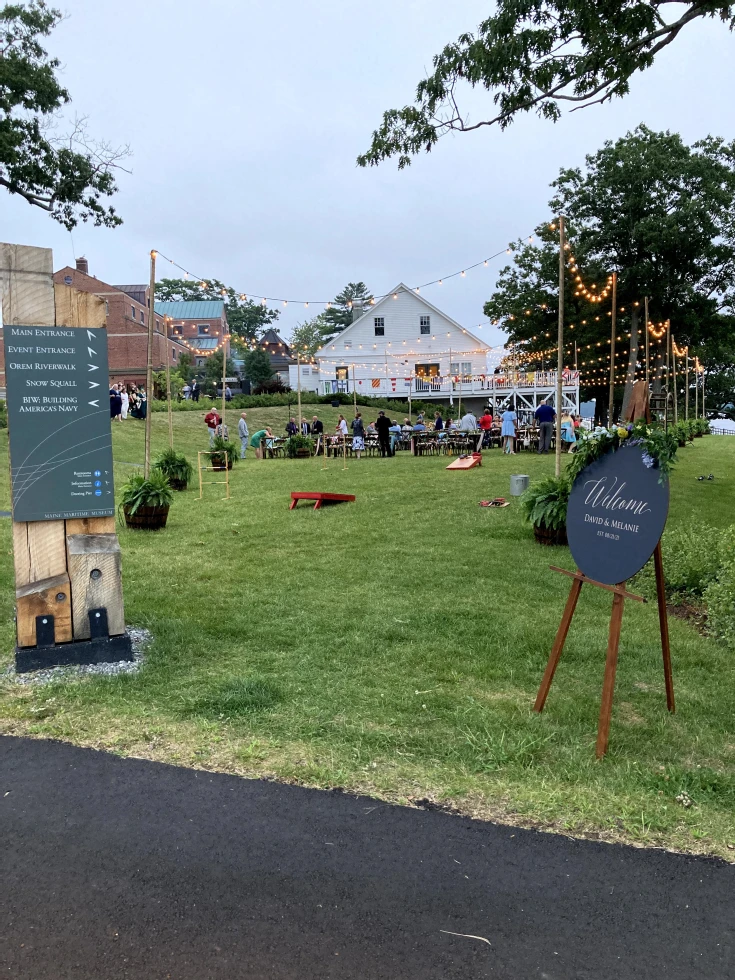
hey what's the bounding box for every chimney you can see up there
[351,303,363,323]
[75,256,89,275]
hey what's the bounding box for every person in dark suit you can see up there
[375,411,392,457]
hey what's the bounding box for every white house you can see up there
[288,282,580,416]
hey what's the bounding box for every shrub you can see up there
[704,558,735,645]
[634,522,735,604]
[153,448,193,487]
[284,434,314,458]
[520,475,571,531]
[0,401,7,429]
[210,435,239,468]
[253,379,291,394]
[119,471,173,516]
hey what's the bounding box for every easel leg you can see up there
[534,577,583,712]
[654,541,675,713]
[596,585,626,759]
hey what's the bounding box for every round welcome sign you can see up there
[566,445,669,585]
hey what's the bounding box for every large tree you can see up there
[1,1,127,227]
[155,277,279,342]
[241,348,274,385]
[290,313,330,359]
[322,282,374,334]
[484,127,735,419]
[358,2,735,169]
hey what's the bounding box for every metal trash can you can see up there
[510,474,530,496]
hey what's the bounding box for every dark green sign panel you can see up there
[3,325,115,522]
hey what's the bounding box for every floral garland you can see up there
[567,420,679,484]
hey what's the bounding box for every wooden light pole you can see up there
[685,348,689,421]
[644,296,650,384]
[671,335,678,424]
[220,323,227,429]
[164,315,174,448]
[702,362,706,420]
[607,271,617,427]
[555,216,565,478]
[695,357,699,419]
[297,350,303,432]
[144,250,156,477]
[665,320,671,429]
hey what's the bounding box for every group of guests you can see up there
[532,400,581,455]
[109,383,146,421]
[181,381,201,401]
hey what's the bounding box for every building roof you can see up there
[188,337,220,350]
[115,284,148,304]
[154,300,225,319]
[314,283,488,358]
[261,329,296,370]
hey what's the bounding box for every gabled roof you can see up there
[115,284,147,304]
[155,300,225,319]
[261,328,290,348]
[189,338,220,350]
[314,283,488,357]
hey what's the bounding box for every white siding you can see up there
[316,286,487,378]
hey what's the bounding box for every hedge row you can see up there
[149,392,446,416]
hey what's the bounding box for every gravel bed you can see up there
[1,627,151,686]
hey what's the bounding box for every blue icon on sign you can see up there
[94,470,101,477]
[95,490,102,496]
[94,480,102,487]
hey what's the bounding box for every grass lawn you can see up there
[0,407,734,859]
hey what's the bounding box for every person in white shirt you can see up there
[120,386,129,420]
[336,415,348,436]
[238,412,249,458]
[460,411,478,432]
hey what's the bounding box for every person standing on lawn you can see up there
[375,410,392,457]
[191,380,199,402]
[561,412,577,453]
[434,411,444,431]
[250,427,273,459]
[225,385,232,403]
[501,406,518,454]
[479,409,493,449]
[535,399,555,454]
[286,417,298,436]
[205,408,221,447]
[238,412,249,458]
[460,409,478,432]
[351,412,365,459]
[120,386,129,420]
[312,415,324,454]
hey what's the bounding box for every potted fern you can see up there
[285,434,314,458]
[211,435,238,470]
[153,448,193,491]
[119,471,173,530]
[521,475,570,546]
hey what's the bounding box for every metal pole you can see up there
[608,271,617,427]
[144,250,156,478]
[555,216,565,477]
[644,296,649,384]
[164,315,174,449]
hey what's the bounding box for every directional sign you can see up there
[3,325,115,522]
[566,445,669,585]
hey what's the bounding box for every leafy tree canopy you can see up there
[358,2,735,169]
[203,348,237,385]
[484,126,735,409]
[0,0,127,227]
[154,277,280,342]
[241,348,274,385]
[323,282,374,333]
[290,313,331,359]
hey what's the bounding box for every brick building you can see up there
[153,301,229,368]
[52,259,188,386]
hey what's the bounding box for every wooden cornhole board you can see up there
[290,492,355,511]
[446,453,482,470]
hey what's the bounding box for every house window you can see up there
[156,320,161,331]
[141,311,146,325]
[451,361,472,377]
[198,324,210,335]
[420,315,430,334]
[105,301,109,315]
[374,317,385,336]
[336,366,349,380]
[415,363,440,378]
[195,357,205,366]
[131,305,136,320]
[302,367,310,376]
[172,348,178,360]
[173,325,183,335]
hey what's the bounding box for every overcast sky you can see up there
[4,1,735,347]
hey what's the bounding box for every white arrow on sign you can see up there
[87,346,97,357]
[86,330,96,340]
[89,381,100,389]
[88,399,99,407]
[88,363,99,371]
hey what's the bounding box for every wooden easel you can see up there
[534,541,674,758]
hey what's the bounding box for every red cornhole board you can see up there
[446,453,483,470]
[290,492,356,511]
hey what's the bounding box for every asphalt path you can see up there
[1,736,732,979]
